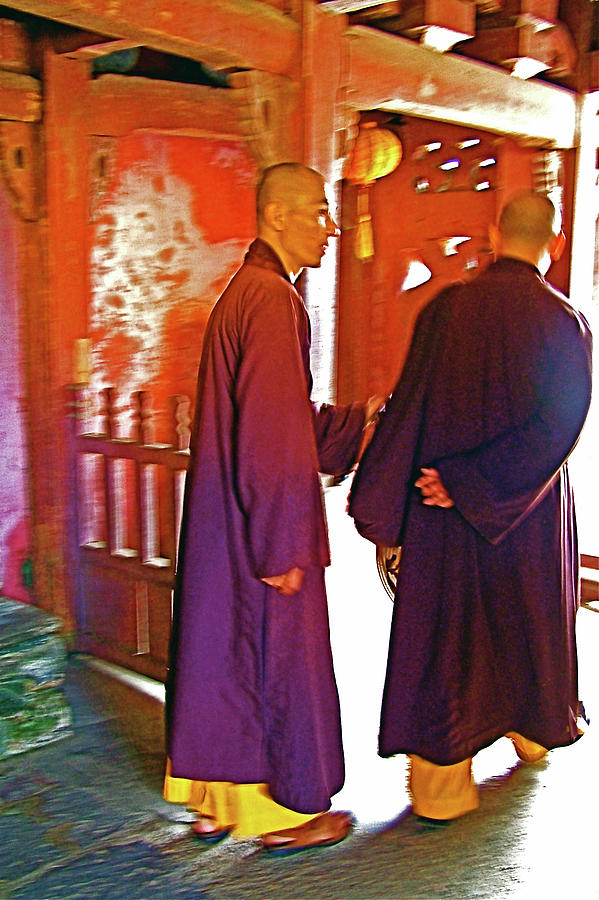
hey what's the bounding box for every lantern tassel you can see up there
[355,186,374,262]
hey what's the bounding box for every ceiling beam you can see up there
[347,25,578,147]
[62,39,143,61]
[0,0,300,74]
[88,75,242,137]
[318,0,393,11]
[0,3,579,146]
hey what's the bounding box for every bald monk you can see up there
[349,190,593,821]
[165,163,382,854]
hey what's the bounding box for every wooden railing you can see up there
[66,385,598,675]
[67,386,192,680]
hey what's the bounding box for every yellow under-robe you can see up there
[408,755,479,820]
[408,732,547,820]
[164,761,320,838]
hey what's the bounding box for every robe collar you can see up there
[244,238,292,284]
[493,256,543,279]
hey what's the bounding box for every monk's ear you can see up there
[488,223,501,258]
[263,200,286,232]
[549,229,566,261]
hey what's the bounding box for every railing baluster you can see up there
[132,390,156,561]
[172,394,191,565]
[69,385,93,546]
[104,386,129,555]
[71,386,191,570]
[173,394,192,452]
[101,388,114,554]
[131,391,143,557]
[162,465,176,568]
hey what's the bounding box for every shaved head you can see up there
[256,163,324,221]
[254,162,337,279]
[498,191,561,249]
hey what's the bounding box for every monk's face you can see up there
[280,173,339,272]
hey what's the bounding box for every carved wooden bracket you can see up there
[228,69,302,171]
[228,67,358,180]
[0,120,39,220]
[0,18,30,73]
[0,70,41,122]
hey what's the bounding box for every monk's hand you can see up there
[261,567,304,596]
[364,394,386,427]
[414,467,455,508]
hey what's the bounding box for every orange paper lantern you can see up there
[346,123,403,262]
[346,122,403,186]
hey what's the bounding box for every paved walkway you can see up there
[1,484,597,899]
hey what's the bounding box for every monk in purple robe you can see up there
[164,163,381,854]
[349,191,593,821]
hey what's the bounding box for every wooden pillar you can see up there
[226,3,355,403]
[299,2,356,403]
[570,92,599,314]
[36,50,91,630]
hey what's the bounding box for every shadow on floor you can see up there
[1,598,598,900]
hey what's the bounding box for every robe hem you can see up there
[378,727,582,766]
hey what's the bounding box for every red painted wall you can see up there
[337,115,545,405]
[88,132,257,441]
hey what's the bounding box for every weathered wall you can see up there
[88,131,257,440]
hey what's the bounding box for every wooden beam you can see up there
[89,75,242,137]
[0,70,40,121]
[0,0,300,74]
[347,25,578,148]
[318,0,392,10]
[401,0,477,38]
[64,38,142,61]
[504,0,558,21]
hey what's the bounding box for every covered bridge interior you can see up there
[0,0,597,681]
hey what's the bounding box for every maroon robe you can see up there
[349,258,593,765]
[166,239,364,814]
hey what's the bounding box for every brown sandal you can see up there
[261,811,353,857]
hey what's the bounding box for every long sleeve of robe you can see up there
[166,239,364,813]
[349,258,593,765]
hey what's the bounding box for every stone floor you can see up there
[1,483,597,899]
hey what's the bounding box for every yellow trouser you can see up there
[408,754,479,820]
[164,760,321,838]
[409,732,547,820]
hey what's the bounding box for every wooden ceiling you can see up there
[317,0,595,92]
[0,1,595,91]
[0,1,596,101]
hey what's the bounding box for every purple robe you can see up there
[166,239,364,813]
[349,258,593,765]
